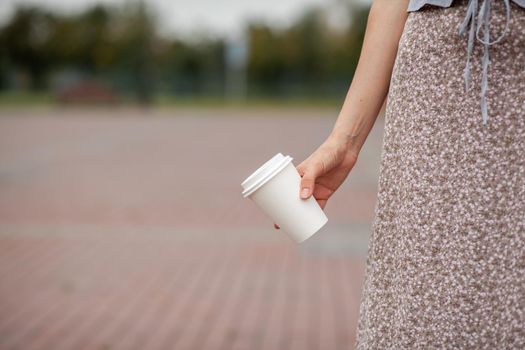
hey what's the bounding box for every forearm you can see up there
[330,0,409,156]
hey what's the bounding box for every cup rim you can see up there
[241,153,293,198]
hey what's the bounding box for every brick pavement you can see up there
[0,107,384,350]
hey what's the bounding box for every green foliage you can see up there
[0,6,56,89]
[246,3,370,98]
[0,1,370,100]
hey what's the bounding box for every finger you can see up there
[296,163,306,176]
[312,184,334,201]
[300,163,322,199]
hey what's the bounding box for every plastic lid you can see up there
[241,152,293,198]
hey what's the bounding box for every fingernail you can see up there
[301,187,309,198]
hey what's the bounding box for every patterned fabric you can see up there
[407,0,525,124]
[355,0,525,348]
[408,0,525,11]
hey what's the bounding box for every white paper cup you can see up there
[241,152,328,243]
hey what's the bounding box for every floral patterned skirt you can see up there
[355,1,525,348]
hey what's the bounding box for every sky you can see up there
[0,0,370,39]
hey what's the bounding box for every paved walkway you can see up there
[0,107,384,350]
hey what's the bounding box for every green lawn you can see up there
[0,92,343,110]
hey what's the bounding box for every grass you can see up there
[0,92,55,106]
[0,92,343,110]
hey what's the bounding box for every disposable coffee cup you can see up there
[241,152,328,243]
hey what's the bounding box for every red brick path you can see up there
[0,107,384,350]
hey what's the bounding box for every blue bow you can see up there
[458,0,511,125]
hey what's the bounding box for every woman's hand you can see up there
[273,133,359,230]
[273,0,410,231]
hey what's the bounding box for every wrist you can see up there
[329,128,362,156]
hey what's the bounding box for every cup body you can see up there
[241,153,328,243]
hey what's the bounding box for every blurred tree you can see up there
[287,7,327,82]
[247,24,285,95]
[323,2,370,94]
[0,1,370,101]
[246,2,369,98]
[156,38,225,95]
[0,6,55,90]
[110,0,156,105]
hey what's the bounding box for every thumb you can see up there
[299,165,320,199]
